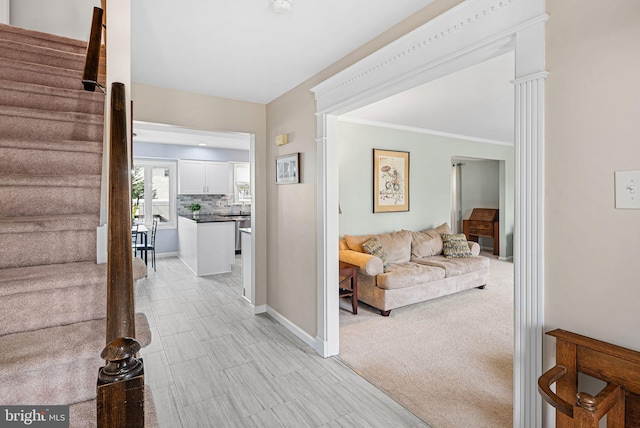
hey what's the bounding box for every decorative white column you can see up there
[513,71,548,428]
[315,114,340,357]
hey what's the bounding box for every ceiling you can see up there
[341,51,515,145]
[131,0,435,104]
[130,0,514,147]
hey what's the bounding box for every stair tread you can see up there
[0,104,104,125]
[0,313,151,377]
[0,38,86,61]
[0,214,100,234]
[0,137,103,154]
[0,78,105,102]
[0,56,83,78]
[0,259,147,298]
[0,23,86,50]
[0,173,101,187]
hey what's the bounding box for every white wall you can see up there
[544,0,640,375]
[338,121,513,247]
[10,0,100,40]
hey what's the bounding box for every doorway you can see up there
[312,2,547,426]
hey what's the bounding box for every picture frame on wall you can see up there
[373,149,409,213]
[276,153,300,184]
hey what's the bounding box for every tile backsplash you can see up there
[177,195,250,216]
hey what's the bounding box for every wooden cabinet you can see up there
[178,160,230,195]
[463,208,499,256]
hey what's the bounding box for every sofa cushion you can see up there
[376,262,446,290]
[413,255,490,277]
[343,234,373,253]
[376,230,412,264]
[362,237,389,269]
[441,233,473,258]
[411,222,452,258]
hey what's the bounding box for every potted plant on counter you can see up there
[189,203,201,217]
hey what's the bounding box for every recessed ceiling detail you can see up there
[133,121,251,150]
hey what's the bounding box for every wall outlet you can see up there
[615,170,640,209]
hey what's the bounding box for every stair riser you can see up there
[0,114,103,142]
[0,357,102,405]
[0,63,87,90]
[0,24,87,55]
[0,186,100,217]
[0,147,102,176]
[0,86,104,115]
[0,283,105,336]
[0,44,85,71]
[0,230,96,269]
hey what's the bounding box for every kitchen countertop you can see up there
[180,214,249,223]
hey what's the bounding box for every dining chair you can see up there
[131,224,140,258]
[134,218,158,271]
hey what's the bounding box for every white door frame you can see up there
[311,1,547,427]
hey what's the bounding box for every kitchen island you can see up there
[178,215,235,276]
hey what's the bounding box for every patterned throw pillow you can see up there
[362,237,389,270]
[441,233,473,259]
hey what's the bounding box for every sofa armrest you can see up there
[339,249,384,276]
[467,241,481,256]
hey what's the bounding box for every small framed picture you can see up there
[276,153,300,184]
[373,148,409,213]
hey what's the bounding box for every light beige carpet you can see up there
[339,252,513,428]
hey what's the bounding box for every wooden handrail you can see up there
[538,365,574,418]
[540,329,640,427]
[82,7,104,92]
[97,82,145,427]
[105,81,135,343]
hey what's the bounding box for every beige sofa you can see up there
[339,224,489,316]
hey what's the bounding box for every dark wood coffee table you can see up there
[339,261,358,314]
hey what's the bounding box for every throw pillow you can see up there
[441,233,473,259]
[412,223,453,257]
[375,230,412,264]
[344,234,373,253]
[362,237,389,269]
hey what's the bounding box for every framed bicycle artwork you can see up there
[372,149,409,213]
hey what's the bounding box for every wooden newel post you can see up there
[97,338,144,427]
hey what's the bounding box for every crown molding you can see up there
[339,116,513,146]
[311,0,546,114]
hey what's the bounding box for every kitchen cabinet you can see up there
[178,160,230,195]
[232,162,251,203]
[178,216,235,275]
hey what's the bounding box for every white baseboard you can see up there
[156,252,178,258]
[254,304,267,314]
[265,306,318,350]
[499,256,514,261]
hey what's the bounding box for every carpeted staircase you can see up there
[0,23,154,426]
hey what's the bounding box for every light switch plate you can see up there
[615,170,640,209]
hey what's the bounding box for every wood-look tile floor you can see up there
[136,256,430,428]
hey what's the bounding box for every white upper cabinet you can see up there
[179,160,230,195]
[232,162,251,202]
[205,162,230,195]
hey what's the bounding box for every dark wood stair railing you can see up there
[82,6,104,92]
[96,82,145,428]
[538,329,640,427]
